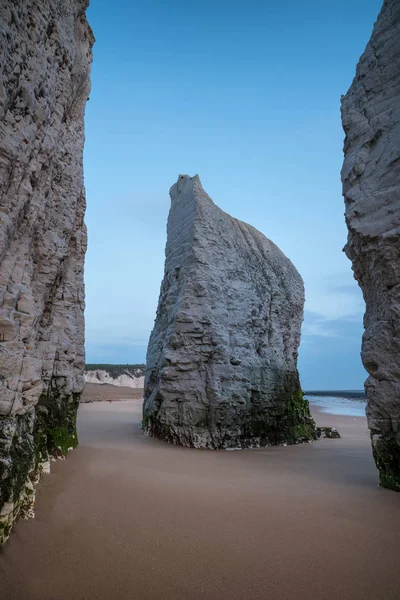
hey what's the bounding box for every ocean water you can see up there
[304,391,367,417]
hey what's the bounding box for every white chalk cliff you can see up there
[143,175,315,449]
[0,0,93,543]
[85,366,145,388]
[341,0,400,489]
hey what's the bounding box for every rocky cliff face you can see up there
[143,175,315,449]
[341,0,400,490]
[85,365,145,388]
[0,0,93,543]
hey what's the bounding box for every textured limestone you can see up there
[143,175,315,449]
[84,365,145,388]
[0,0,93,543]
[341,0,400,490]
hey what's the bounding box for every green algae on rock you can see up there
[0,393,80,546]
[371,432,400,492]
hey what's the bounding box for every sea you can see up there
[304,390,366,417]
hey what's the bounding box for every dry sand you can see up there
[81,382,143,402]
[1,392,400,600]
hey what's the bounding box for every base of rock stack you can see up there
[143,389,317,450]
[371,432,400,492]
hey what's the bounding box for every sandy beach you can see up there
[81,382,143,402]
[1,391,400,600]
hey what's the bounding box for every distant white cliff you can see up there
[84,365,145,388]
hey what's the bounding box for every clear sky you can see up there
[83,0,382,389]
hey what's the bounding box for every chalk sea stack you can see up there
[0,0,93,544]
[341,0,400,490]
[143,175,315,449]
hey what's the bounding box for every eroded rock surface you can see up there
[316,427,340,440]
[341,0,400,490]
[0,0,93,543]
[143,175,315,449]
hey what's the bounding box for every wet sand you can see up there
[1,397,400,600]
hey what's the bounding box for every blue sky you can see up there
[83,0,382,389]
